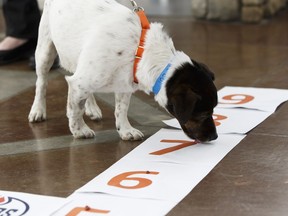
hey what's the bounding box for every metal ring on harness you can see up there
[129,0,144,12]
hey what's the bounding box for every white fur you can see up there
[28,0,192,140]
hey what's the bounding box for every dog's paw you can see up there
[118,128,144,141]
[28,107,47,122]
[72,125,96,139]
[85,104,102,121]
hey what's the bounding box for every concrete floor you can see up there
[0,1,288,215]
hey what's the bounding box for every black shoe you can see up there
[29,54,60,70]
[0,39,37,65]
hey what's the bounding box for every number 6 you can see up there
[108,171,159,189]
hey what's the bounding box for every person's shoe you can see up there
[28,54,60,70]
[0,39,37,65]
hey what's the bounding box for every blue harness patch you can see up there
[152,63,172,95]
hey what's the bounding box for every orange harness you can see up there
[133,10,150,84]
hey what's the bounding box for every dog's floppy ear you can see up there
[192,59,215,81]
[169,87,201,124]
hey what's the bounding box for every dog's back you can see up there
[42,0,141,73]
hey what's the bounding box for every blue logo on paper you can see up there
[0,196,30,216]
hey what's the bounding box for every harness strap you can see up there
[152,63,172,95]
[133,10,150,83]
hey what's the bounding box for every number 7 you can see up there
[150,139,198,156]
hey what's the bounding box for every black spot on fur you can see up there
[131,34,139,44]
[78,99,86,110]
[131,33,138,40]
[107,32,116,39]
[117,51,123,56]
[150,65,158,71]
[127,17,136,26]
[97,6,105,11]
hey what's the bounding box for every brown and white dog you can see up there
[28,0,218,142]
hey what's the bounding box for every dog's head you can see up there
[164,59,218,142]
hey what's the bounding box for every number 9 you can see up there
[219,94,254,105]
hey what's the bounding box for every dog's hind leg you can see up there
[65,76,95,139]
[85,94,102,121]
[28,7,58,122]
[115,93,144,140]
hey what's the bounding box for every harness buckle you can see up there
[129,0,144,12]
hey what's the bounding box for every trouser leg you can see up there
[3,0,41,39]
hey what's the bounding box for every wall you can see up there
[191,0,288,23]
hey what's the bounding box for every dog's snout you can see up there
[209,132,218,141]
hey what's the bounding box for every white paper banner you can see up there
[217,86,288,112]
[76,130,245,202]
[163,108,272,134]
[76,160,214,202]
[4,86,287,216]
[52,192,176,216]
[123,129,245,164]
[0,190,65,216]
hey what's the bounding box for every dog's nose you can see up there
[209,132,218,141]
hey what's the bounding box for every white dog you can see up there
[29,0,218,142]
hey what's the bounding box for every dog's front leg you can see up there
[28,72,48,122]
[28,14,57,122]
[66,77,95,139]
[115,93,144,141]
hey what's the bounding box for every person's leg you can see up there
[0,37,28,50]
[0,0,41,64]
[3,0,41,39]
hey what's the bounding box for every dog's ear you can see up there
[192,59,215,81]
[169,87,201,124]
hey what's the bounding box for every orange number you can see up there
[219,94,254,104]
[66,206,110,216]
[213,114,228,126]
[150,139,198,156]
[108,171,159,189]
